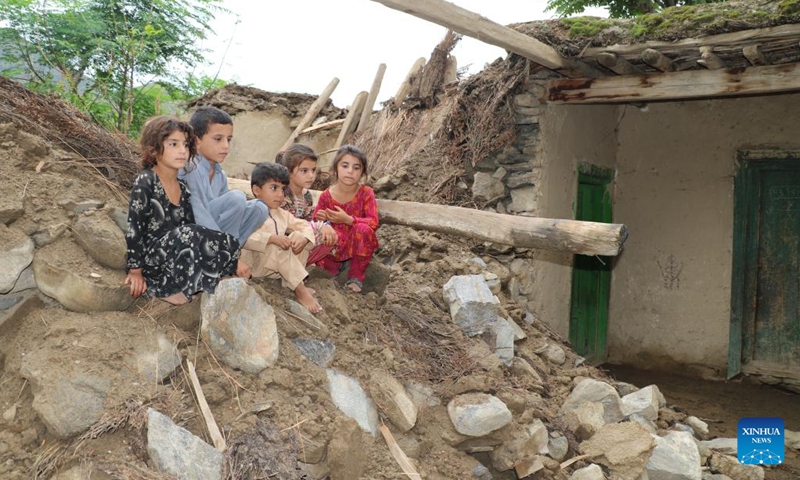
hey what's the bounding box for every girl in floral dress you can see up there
[124,116,244,305]
[313,145,379,293]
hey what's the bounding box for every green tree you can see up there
[0,0,226,134]
[546,0,724,18]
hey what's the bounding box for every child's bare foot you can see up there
[161,292,189,305]
[295,283,323,313]
[307,287,316,296]
[345,278,363,293]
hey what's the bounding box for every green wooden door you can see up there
[730,157,800,378]
[570,166,613,364]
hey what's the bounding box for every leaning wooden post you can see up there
[394,57,426,105]
[335,91,368,148]
[357,63,387,132]
[280,77,339,152]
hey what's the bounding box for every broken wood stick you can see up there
[280,77,339,152]
[300,118,345,135]
[186,360,226,452]
[358,63,387,132]
[379,424,421,479]
[394,57,426,104]
[227,179,628,256]
[334,91,368,149]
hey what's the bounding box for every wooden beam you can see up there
[280,77,339,152]
[395,57,426,104]
[697,46,725,69]
[370,0,565,70]
[300,119,345,135]
[641,48,673,72]
[335,91,368,148]
[358,63,387,132]
[596,52,645,76]
[584,24,800,57]
[545,63,800,105]
[227,179,628,256]
[743,45,765,66]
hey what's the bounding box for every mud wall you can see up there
[609,95,800,374]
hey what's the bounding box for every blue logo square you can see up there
[738,417,784,465]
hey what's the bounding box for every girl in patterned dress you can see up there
[313,145,379,293]
[277,144,337,265]
[124,116,245,305]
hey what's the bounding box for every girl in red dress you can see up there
[313,145,379,293]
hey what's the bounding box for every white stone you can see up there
[369,370,417,432]
[448,393,512,437]
[201,278,279,374]
[646,431,702,480]
[327,369,378,436]
[622,385,661,421]
[0,224,34,293]
[563,378,625,424]
[699,438,737,455]
[545,344,566,365]
[472,172,506,202]
[147,409,223,480]
[685,416,709,437]
[443,275,502,336]
[630,413,657,434]
[509,186,537,213]
[571,464,605,480]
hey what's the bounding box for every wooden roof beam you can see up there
[743,45,766,66]
[370,0,565,70]
[597,52,645,75]
[544,63,800,105]
[698,46,725,69]
[642,48,674,72]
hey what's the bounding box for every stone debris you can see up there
[563,378,625,425]
[368,370,417,432]
[548,435,569,461]
[621,385,662,421]
[581,422,655,479]
[490,419,548,471]
[571,464,605,480]
[709,453,764,480]
[201,278,279,374]
[700,437,737,455]
[447,393,512,437]
[326,369,379,436]
[0,193,24,225]
[544,343,566,365]
[327,416,367,480]
[483,318,516,365]
[146,408,223,480]
[629,412,658,434]
[472,172,506,203]
[293,337,336,367]
[787,429,800,450]
[646,431,702,480]
[124,332,181,384]
[443,274,501,336]
[0,224,34,293]
[565,401,606,440]
[71,210,127,269]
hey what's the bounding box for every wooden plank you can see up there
[226,179,627,255]
[584,24,800,57]
[186,360,226,452]
[299,118,345,135]
[370,0,565,70]
[742,360,800,380]
[546,63,800,105]
[743,45,765,66]
[596,52,645,76]
[358,63,387,132]
[336,91,368,147]
[379,425,421,479]
[698,46,725,69]
[641,48,673,72]
[280,77,339,152]
[395,57,426,104]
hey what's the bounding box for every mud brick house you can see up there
[376,0,800,389]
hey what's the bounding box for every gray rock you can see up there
[545,344,566,365]
[582,422,655,479]
[617,381,640,397]
[700,438,737,455]
[646,431,702,480]
[709,453,764,480]
[472,172,506,202]
[59,198,105,215]
[0,224,34,293]
[293,338,335,367]
[508,186,537,213]
[107,206,130,232]
[483,318,516,366]
[7,265,35,294]
[326,369,378,436]
[571,464,605,480]
[686,416,709,438]
[470,257,488,269]
[563,378,625,424]
[72,211,126,269]
[447,393,512,437]
[31,221,69,247]
[147,408,223,480]
[548,436,569,461]
[443,275,501,336]
[506,172,538,189]
[622,385,661,421]
[630,413,657,434]
[201,278,279,374]
[564,401,606,440]
[0,192,24,225]
[125,332,181,384]
[472,462,493,480]
[405,381,441,410]
[369,370,417,432]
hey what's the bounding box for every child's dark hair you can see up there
[190,106,233,139]
[279,144,318,173]
[140,116,195,169]
[331,145,368,180]
[251,162,290,192]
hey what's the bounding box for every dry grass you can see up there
[225,418,301,480]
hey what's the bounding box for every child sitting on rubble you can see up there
[276,144,338,265]
[179,106,267,248]
[124,116,243,305]
[313,145,379,293]
[240,162,323,313]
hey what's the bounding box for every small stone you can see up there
[448,393,512,437]
[147,408,223,480]
[686,416,709,438]
[443,275,501,337]
[544,344,566,365]
[571,464,605,480]
[293,338,336,368]
[548,436,569,461]
[621,385,661,422]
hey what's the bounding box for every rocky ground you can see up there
[1,93,799,480]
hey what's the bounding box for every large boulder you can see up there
[368,370,417,432]
[447,393,512,437]
[201,278,279,374]
[147,409,223,480]
[0,224,34,293]
[580,422,655,479]
[562,378,624,424]
[646,431,702,480]
[72,210,127,269]
[621,385,661,421]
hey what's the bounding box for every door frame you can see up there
[728,150,800,378]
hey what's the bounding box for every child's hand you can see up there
[320,224,338,246]
[269,235,292,250]
[236,260,251,279]
[315,209,329,221]
[124,269,146,298]
[325,207,353,225]
[291,236,309,254]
